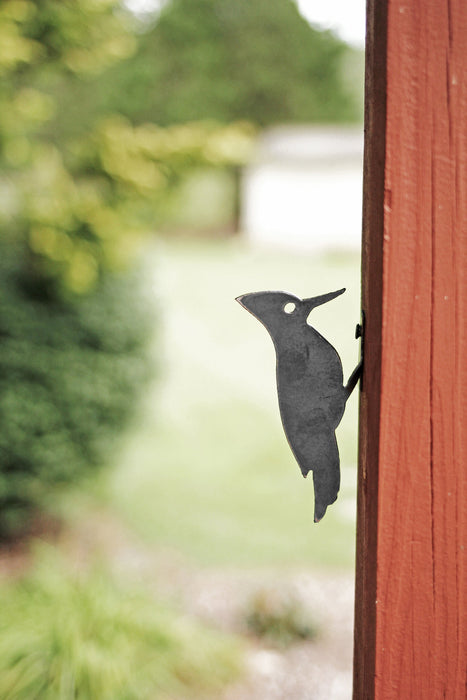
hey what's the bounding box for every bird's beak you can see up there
[302,288,345,314]
[235,294,247,308]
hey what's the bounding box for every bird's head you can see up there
[236,288,345,337]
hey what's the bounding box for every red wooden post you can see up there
[354,0,467,697]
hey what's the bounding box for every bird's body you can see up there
[237,289,354,522]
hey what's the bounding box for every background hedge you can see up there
[0,241,155,536]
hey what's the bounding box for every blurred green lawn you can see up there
[102,238,361,570]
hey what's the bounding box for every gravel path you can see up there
[188,569,355,700]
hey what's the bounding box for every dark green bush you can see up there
[0,242,155,536]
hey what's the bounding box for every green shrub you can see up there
[0,242,155,536]
[0,549,241,699]
[19,118,254,295]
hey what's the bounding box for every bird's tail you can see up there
[310,431,341,523]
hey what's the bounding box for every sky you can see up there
[126,0,366,48]
[297,0,365,47]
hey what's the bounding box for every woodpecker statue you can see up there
[236,288,361,522]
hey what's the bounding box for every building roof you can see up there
[252,126,363,166]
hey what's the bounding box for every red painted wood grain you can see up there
[354,0,467,697]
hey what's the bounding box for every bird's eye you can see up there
[283,302,296,314]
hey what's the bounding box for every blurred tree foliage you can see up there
[85,0,362,128]
[0,1,254,295]
[0,0,253,535]
[6,113,253,295]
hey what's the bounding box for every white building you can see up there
[241,126,363,252]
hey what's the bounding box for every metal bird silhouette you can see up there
[236,289,361,522]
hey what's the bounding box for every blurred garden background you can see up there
[0,1,364,698]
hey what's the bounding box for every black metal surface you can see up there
[236,289,361,522]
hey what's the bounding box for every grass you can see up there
[0,546,241,700]
[102,237,361,569]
